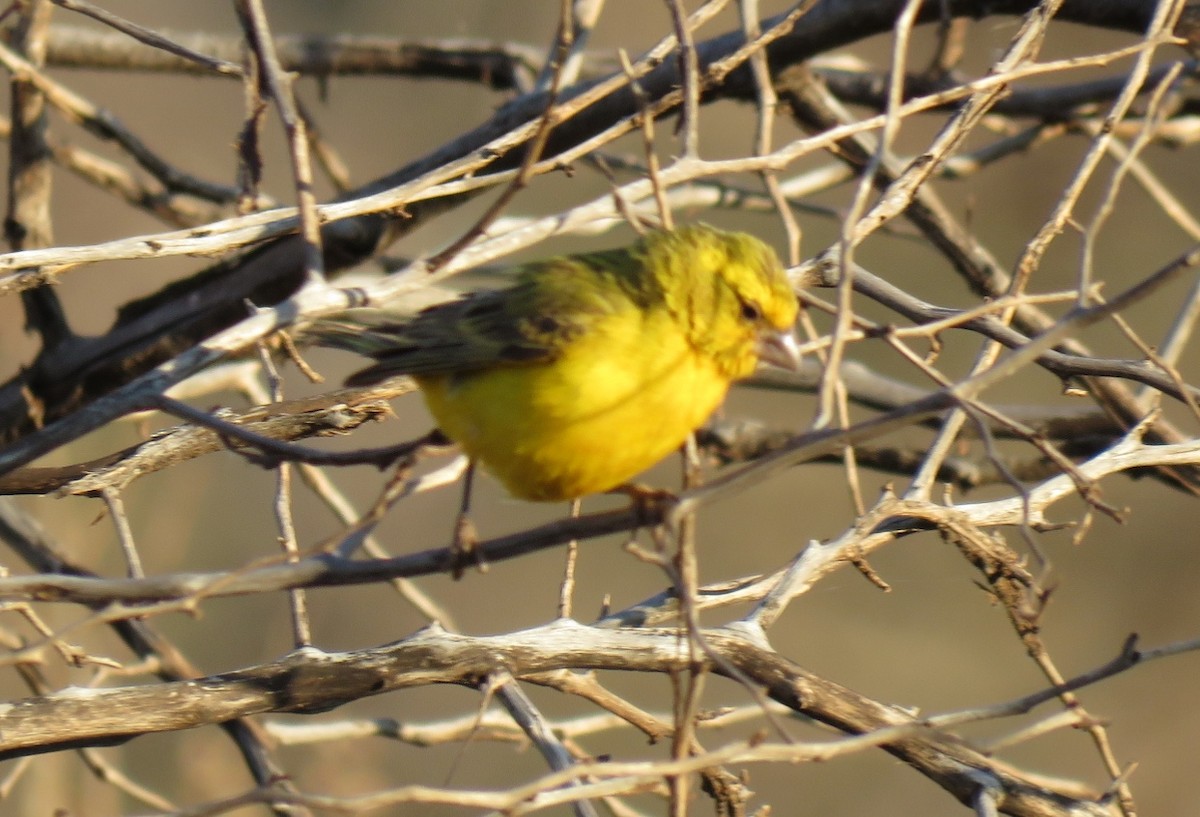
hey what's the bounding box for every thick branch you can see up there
[0,622,1113,816]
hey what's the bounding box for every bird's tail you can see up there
[305,313,410,357]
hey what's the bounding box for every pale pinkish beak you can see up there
[757,329,801,370]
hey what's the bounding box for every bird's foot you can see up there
[610,483,677,523]
[450,512,486,579]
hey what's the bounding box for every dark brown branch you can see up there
[747,360,1121,439]
[8,0,69,354]
[812,60,1199,120]
[815,257,1200,407]
[0,383,405,495]
[150,393,437,470]
[698,422,1118,490]
[42,24,543,88]
[50,2,242,75]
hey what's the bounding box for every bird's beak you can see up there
[756,329,802,371]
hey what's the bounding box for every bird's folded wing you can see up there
[309,269,619,384]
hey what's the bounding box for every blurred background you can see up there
[2,2,1199,815]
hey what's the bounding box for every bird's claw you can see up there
[450,513,486,579]
[611,483,678,523]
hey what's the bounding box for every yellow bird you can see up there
[314,224,800,502]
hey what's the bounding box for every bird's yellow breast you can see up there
[416,308,732,501]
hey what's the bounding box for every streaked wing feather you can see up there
[314,264,613,385]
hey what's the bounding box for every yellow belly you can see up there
[416,317,730,502]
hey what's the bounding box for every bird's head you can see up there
[649,225,800,380]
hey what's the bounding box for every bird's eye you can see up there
[740,300,762,322]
